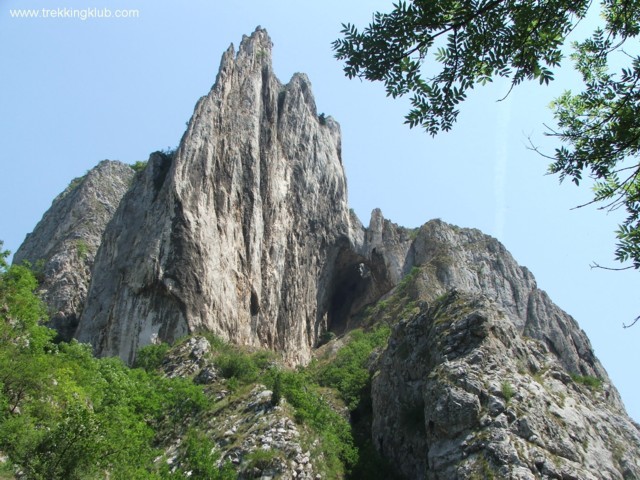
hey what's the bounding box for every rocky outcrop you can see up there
[18,28,613,397]
[13,160,134,340]
[406,219,607,384]
[352,213,608,390]
[75,28,356,365]
[40,27,601,390]
[371,290,640,479]
[156,336,319,480]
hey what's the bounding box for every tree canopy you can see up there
[333,0,640,277]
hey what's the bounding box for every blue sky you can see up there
[1,0,638,420]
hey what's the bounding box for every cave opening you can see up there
[326,249,375,336]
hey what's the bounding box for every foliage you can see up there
[0,243,213,479]
[271,369,282,406]
[61,175,85,199]
[501,380,515,402]
[548,33,640,273]
[164,428,235,480]
[0,241,396,478]
[334,0,640,275]
[308,323,400,479]
[396,265,420,295]
[215,349,260,384]
[333,0,588,134]
[269,368,359,475]
[134,342,171,372]
[131,160,148,173]
[75,239,89,262]
[570,373,603,390]
[245,448,281,471]
[315,325,390,410]
[318,330,336,346]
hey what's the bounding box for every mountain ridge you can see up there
[13,27,640,479]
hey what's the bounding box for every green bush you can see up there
[269,369,358,476]
[501,381,515,402]
[316,325,390,410]
[245,448,281,471]
[571,374,603,390]
[131,161,148,173]
[165,428,234,480]
[75,240,89,261]
[134,343,171,372]
[215,350,259,384]
[271,370,282,406]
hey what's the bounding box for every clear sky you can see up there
[1,0,638,420]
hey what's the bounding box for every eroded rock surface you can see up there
[157,336,319,480]
[13,160,134,340]
[353,214,610,392]
[371,290,640,479]
[76,28,356,365]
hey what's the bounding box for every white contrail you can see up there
[494,96,512,241]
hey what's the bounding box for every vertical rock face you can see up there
[76,28,354,365]
[13,160,134,340]
[18,28,613,392]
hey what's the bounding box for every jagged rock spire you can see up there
[75,28,355,365]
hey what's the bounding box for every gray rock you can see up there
[364,214,622,408]
[161,336,213,379]
[76,28,358,365]
[371,291,640,479]
[13,160,134,340]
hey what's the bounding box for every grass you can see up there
[570,374,603,390]
[501,381,515,403]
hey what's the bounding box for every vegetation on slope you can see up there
[0,241,427,479]
[0,243,225,479]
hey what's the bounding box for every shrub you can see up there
[272,369,358,475]
[134,343,170,372]
[318,331,336,346]
[316,325,390,410]
[501,381,515,403]
[571,374,603,390]
[131,161,148,173]
[178,429,235,480]
[271,370,282,406]
[245,448,280,471]
[215,351,259,384]
[76,240,89,262]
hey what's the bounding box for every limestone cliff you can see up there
[370,289,640,479]
[75,28,355,365]
[14,27,640,479]
[13,160,134,340]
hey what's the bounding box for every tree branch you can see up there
[590,261,634,271]
[623,315,640,328]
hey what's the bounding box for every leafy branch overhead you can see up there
[333,0,640,271]
[332,0,587,134]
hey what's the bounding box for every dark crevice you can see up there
[326,248,384,336]
[250,290,260,316]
